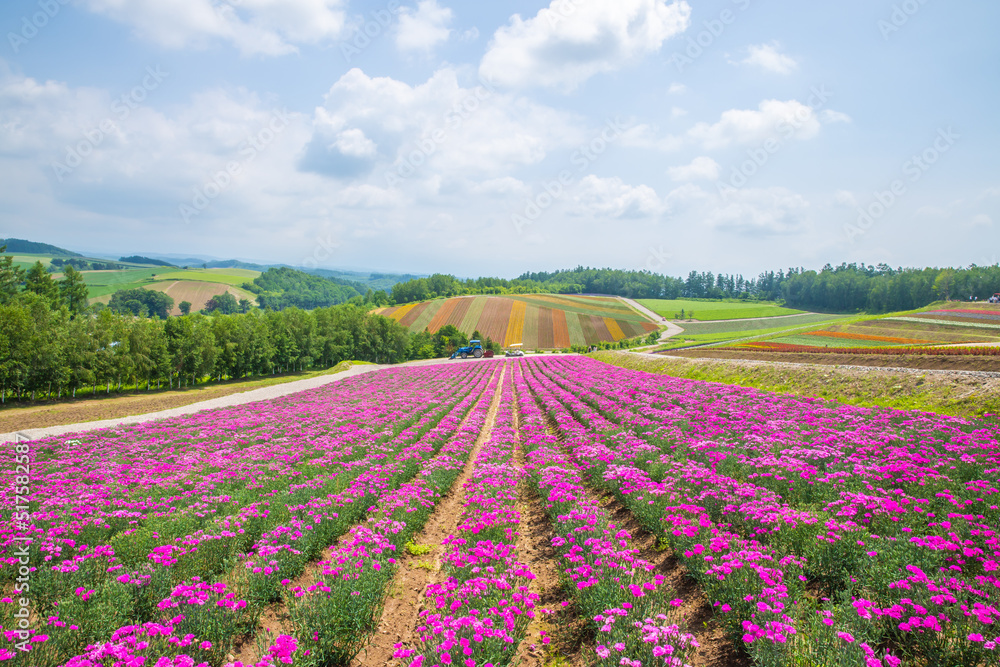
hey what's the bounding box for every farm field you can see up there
[721,303,1000,354]
[88,281,257,315]
[655,314,853,351]
[80,267,260,306]
[6,357,1000,667]
[638,299,803,321]
[376,294,658,347]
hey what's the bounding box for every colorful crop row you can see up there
[736,342,1000,356]
[802,330,939,345]
[379,296,657,348]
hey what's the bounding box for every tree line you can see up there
[385,263,1000,313]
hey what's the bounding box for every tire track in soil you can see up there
[525,378,749,667]
[510,386,582,667]
[230,366,505,666]
[348,364,508,667]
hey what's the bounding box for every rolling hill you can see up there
[375,294,659,348]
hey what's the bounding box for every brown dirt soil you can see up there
[0,372,325,433]
[510,400,579,667]
[349,367,507,667]
[146,280,256,316]
[669,348,1000,372]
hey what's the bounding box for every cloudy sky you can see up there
[0,0,997,278]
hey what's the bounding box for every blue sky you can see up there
[0,0,997,278]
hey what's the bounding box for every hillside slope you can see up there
[376,294,658,348]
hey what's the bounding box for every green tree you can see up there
[205,291,239,314]
[178,301,192,315]
[0,246,25,305]
[24,261,59,304]
[59,264,89,315]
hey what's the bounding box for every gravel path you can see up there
[617,296,684,346]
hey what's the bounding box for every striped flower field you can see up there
[375,294,658,348]
[7,357,1000,667]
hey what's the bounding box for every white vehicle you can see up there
[504,343,525,357]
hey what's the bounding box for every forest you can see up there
[388,263,1000,313]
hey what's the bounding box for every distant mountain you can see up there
[311,268,424,292]
[119,255,177,267]
[1,238,82,257]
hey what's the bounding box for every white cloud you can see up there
[331,128,376,158]
[396,0,453,53]
[305,67,583,183]
[79,0,346,56]
[687,99,825,149]
[971,214,994,228]
[472,177,530,197]
[622,99,847,153]
[668,82,686,94]
[480,0,691,91]
[573,175,663,218]
[834,190,857,208]
[708,187,809,234]
[333,184,404,208]
[737,42,798,75]
[668,156,720,182]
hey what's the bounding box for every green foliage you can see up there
[204,291,239,314]
[245,267,361,310]
[404,541,432,556]
[109,288,174,319]
[178,300,192,315]
[59,265,90,315]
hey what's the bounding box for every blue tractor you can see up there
[450,340,484,359]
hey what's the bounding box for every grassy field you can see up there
[153,268,260,285]
[743,303,1000,350]
[79,267,261,303]
[656,314,853,351]
[638,298,803,321]
[594,350,1000,418]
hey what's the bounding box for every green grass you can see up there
[82,268,163,297]
[677,313,844,335]
[655,315,853,351]
[637,299,803,321]
[591,351,1000,418]
[153,269,260,285]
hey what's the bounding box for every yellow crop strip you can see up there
[390,303,417,322]
[505,301,527,346]
[604,317,626,341]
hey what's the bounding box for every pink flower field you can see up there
[3,357,1000,667]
